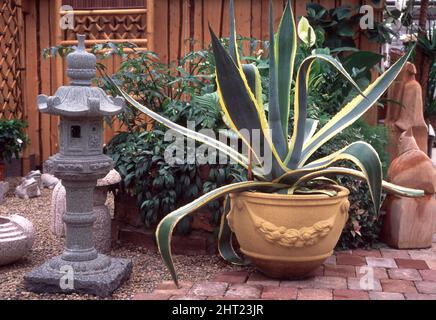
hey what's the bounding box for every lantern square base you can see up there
[24,255,132,297]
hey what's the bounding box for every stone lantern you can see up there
[25,35,132,297]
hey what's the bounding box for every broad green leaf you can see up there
[298,17,316,47]
[304,119,318,145]
[218,196,248,265]
[276,0,297,139]
[268,0,287,161]
[242,64,263,109]
[210,26,289,178]
[228,0,241,67]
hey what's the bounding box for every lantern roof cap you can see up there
[67,34,97,86]
[37,35,124,117]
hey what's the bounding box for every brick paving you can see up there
[134,235,436,300]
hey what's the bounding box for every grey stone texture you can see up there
[41,173,59,189]
[0,214,35,266]
[25,34,129,297]
[0,181,9,203]
[25,255,132,297]
[51,169,121,253]
[15,177,41,200]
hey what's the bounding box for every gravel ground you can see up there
[0,179,244,300]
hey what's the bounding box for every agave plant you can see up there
[108,0,424,286]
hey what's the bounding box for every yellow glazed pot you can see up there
[228,186,350,279]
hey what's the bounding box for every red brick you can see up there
[169,295,207,300]
[380,279,417,293]
[324,264,356,277]
[388,269,422,281]
[408,250,436,261]
[380,249,410,259]
[369,292,405,300]
[366,257,397,268]
[333,289,369,300]
[324,255,337,265]
[415,281,436,294]
[308,266,324,276]
[297,289,332,300]
[352,249,381,258]
[261,286,297,300]
[155,281,193,291]
[356,266,388,279]
[427,260,436,270]
[225,284,262,299]
[336,250,353,255]
[247,272,280,286]
[132,293,171,300]
[405,293,436,300]
[395,259,429,270]
[207,296,251,300]
[212,271,249,284]
[336,254,366,266]
[281,276,347,289]
[280,278,315,289]
[347,277,382,291]
[420,270,436,281]
[154,281,193,296]
[189,282,228,297]
[312,276,348,289]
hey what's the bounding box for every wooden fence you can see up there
[4,0,383,173]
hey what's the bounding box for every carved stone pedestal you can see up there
[25,255,131,297]
[382,195,435,249]
[24,35,130,297]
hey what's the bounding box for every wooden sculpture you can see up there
[385,58,428,160]
[382,129,436,249]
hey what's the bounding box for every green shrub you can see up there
[0,119,29,163]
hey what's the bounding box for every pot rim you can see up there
[232,185,349,200]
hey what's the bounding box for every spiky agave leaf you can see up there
[289,167,425,198]
[299,48,414,167]
[268,0,288,161]
[156,181,288,286]
[104,74,267,179]
[286,54,364,169]
[217,196,248,266]
[276,141,383,214]
[210,27,288,178]
[275,0,297,140]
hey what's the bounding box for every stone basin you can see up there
[0,215,35,266]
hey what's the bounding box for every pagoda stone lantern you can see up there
[24,35,132,297]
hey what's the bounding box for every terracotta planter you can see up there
[228,187,350,279]
[0,162,6,181]
[0,215,35,266]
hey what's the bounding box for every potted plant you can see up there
[108,0,423,285]
[0,119,28,181]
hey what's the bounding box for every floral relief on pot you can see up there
[227,187,350,279]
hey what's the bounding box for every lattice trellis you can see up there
[62,9,149,49]
[0,0,24,120]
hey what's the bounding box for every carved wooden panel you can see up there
[0,0,24,120]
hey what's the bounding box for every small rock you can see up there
[15,177,41,200]
[0,181,9,203]
[41,174,59,190]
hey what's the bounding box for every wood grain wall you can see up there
[20,0,382,171]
